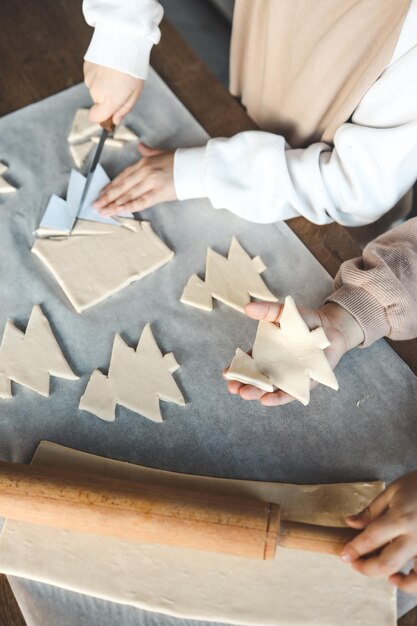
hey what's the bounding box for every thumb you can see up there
[345,487,393,529]
[138,142,163,157]
[89,101,115,124]
[245,301,284,323]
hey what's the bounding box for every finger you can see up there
[390,569,417,593]
[260,390,297,406]
[351,536,416,578]
[341,511,404,563]
[245,301,284,323]
[95,171,145,210]
[100,163,140,194]
[89,101,115,124]
[138,142,164,157]
[113,90,137,125]
[345,486,394,529]
[111,192,159,214]
[226,380,243,395]
[238,385,266,401]
[110,180,153,208]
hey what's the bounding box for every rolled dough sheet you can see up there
[0,441,396,626]
[32,219,174,312]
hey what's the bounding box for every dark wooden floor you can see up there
[0,2,416,625]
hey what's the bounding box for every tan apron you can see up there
[230,0,412,241]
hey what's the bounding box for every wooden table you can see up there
[0,2,416,624]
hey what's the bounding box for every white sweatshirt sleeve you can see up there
[174,43,417,226]
[83,0,164,79]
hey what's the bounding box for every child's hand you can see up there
[223,300,363,406]
[93,143,177,215]
[84,61,144,125]
[341,471,417,592]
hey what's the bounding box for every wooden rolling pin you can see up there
[0,461,357,560]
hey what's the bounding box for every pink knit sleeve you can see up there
[325,217,417,347]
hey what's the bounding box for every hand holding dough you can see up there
[225,296,341,406]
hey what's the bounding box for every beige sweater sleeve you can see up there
[326,217,417,347]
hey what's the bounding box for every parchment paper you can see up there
[0,441,395,626]
[0,69,417,623]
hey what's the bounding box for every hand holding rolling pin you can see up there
[342,470,417,593]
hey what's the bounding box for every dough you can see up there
[226,348,274,392]
[67,108,139,166]
[181,237,278,313]
[91,136,124,149]
[80,323,185,422]
[0,441,395,626]
[69,141,94,168]
[225,296,338,405]
[32,219,174,313]
[0,161,17,194]
[67,108,101,144]
[35,164,130,238]
[0,306,78,398]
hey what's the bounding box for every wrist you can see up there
[319,302,365,351]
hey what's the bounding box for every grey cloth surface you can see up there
[1,70,417,624]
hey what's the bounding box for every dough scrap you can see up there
[35,163,131,238]
[0,305,78,398]
[226,348,274,392]
[181,237,277,313]
[67,108,138,166]
[0,162,17,194]
[69,141,94,168]
[32,219,174,313]
[0,441,395,626]
[225,296,338,405]
[80,323,185,422]
[67,108,101,144]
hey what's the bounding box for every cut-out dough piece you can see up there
[91,136,124,149]
[80,323,185,422]
[69,141,94,168]
[181,237,277,313]
[32,219,174,313]
[36,164,131,238]
[67,108,101,144]
[225,348,274,392]
[0,305,78,398]
[114,125,139,142]
[181,274,213,311]
[90,125,138,149]
[0,162,17,194]
[227,296,338,405]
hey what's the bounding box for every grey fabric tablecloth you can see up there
[1,70,417,624]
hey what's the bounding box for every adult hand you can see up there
[93,143,176,215]
[223,300,363,406]
[341,470,417,592]
[84,61,144,125]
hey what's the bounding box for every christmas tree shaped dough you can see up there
[0,305,78,398]
[181,237,277,313]
[32,219,174,313]
[0,162,17,194]
[225,296,338,405]
[80,324,185,422]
